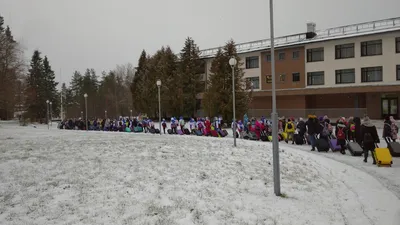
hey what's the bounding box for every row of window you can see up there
[245,50,301,69]
[307,37,400,62]
[244,37,400,69]
[307,65,400,85]
[246,65,400,88]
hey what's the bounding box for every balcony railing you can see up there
[199,17,400,58]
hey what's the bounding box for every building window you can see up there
[335,43,355,59]
[397,65,400,80]
[335,69,355,84]
[361,40,382,56]
[246,77,260,89]
[361,66,383,82]
[292,72,300,82]
[278,52,285,60]
[292,51,300,59]
[396,37,400,53]
[307,71,324,85]
[279,74,286,82]
[266,75,272,83]
[265,54,271,62]
[306,48,324,62]
[245,56,259,69]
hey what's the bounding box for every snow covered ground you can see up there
[0,122,400,225]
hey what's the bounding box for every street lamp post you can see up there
[84,93,88,131]
[49,102,53,127]
[46,100,49,130]
[130,109,133,118]
[270,0,281,196]
[229,57,237,147]
[156,80,162,135]
[81,111,83,119]
[105,110,107,119]
[250,82,254,117]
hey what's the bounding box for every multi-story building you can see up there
[199,17,400,119]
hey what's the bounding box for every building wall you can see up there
[260,46,306,90]
[305,31,400,88]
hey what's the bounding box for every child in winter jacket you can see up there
[390,116,398,141]
[284,119,295,144]
[161,119,167,134]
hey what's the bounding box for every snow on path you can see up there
[0,124,399,224]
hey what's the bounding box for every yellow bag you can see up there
[374,147,393,167]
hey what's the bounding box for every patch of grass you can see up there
[279,193,288,198]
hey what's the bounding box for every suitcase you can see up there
[316,138,329,152]
[134,126,143,133]
[329,138,341,152]
[195,129,203,136]
[177,129,184,135]
[294,134,304,145]
[210,130,219,137]
[184,128,190,135]
[347,142,363,156]
[149,128,156,134]
[219,129,228,137]
[260,130,268,142]
[125,127,131,132]
[167,129,173,134]
[155,128,160,134]
[374,147,393,167]
[243,131,258,141]
[388,142,400,157]
[191,129,196,135]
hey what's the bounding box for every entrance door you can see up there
[382,98,398,119]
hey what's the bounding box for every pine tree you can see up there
[0,15,4,33]
[5,26,14,42]
[69,71,83,117]
[178,37,203,117]
[43,56,59,117]
[25,50,45,120]
[131,50,149,114]
[203,40,250,122]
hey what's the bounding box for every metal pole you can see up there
[60,68,63,120]
[270,0,281,196]
[47,103,49,130]
[158,86,161,135]
[232,66,236,147]
[50,104,52,126]
[85,97,88,131]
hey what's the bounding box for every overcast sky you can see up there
[1,0,400,87]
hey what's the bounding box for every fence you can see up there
[247,108,368,119]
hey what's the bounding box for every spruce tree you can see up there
[203,40,250,122]
[25,50,45,119]
[5,26,14,42]
[131,50,149,114]
[0,15,4,33]
[178,37,203,117]
[43,56,59,117]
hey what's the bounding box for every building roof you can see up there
[199,17,400,59]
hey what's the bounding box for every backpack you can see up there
[337,127,345,140]
[327,123,333,132]
[322,125,330,137]
[287,123,293,130]
[363,132,374,144]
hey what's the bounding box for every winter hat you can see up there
[299,117,303,121]
[362,116,373,127]
[323,115,328,120]
[318,116,323,121]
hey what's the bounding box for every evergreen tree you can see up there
[178,37,203,117]
[0,15,4,33]
[131,50,149,114]
[5,26,14,42]
[203,40,250,122]
[69,71,83,117]
[25,50,45,119]
[43,56,59,117]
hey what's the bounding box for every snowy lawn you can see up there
[0,123,400,225]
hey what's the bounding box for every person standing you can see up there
[361,116,379,164]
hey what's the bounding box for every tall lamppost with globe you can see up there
[84,93,88,131]
[49,101,53,126]
[46,100,49,130]
[229,57,237,147]
[156,79,162,135]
